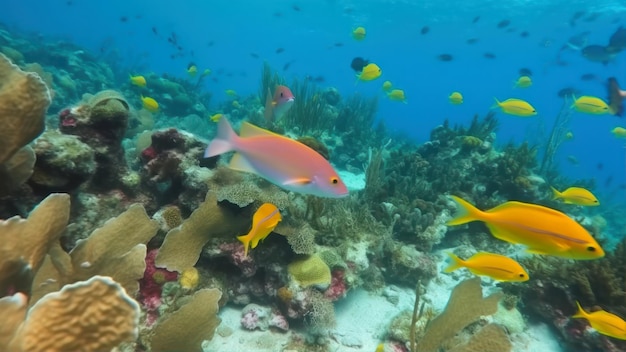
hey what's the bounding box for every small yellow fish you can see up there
[382,80,393,92]
[141,95,159,112]
[444,252,529,282]
[375,343,385,352]
[449,91,463,105]
[352,26,366,40]
[611,127,626,138]
[565,131,574,140]
[386,89,407,103]
[447,195,605,260]
[571,96,611,115]
[129,75,146,87]
[210,113,223,122]
[514,75,532,88]
[237,203,282,257]
[187,63,198,77]
[202,68,211,76]
[225,89,238,97]
[551,186,599,206]
[493,98,537,117]
[357,63,382,82]
[232,100,241,108]
[179,267,199,290]
[572,301,626,340]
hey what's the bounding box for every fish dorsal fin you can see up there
[240,122,283,138]
[283,177,312,186]
[486,201,565,217]
[229,153,256,173]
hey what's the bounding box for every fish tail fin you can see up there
[264,87,274,123]
[550,186,562,200]
[447,195,484,226]
[572,301,588,319]
[491,98,501,109]
[237,234,251,257]
[443,252,465,273]
[204,116,238,158]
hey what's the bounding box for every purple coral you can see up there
[138,248,178,325]
[219,242,258,277]
[241,304,289,331]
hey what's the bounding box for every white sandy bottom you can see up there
[203,285,563,352]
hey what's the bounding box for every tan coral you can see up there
[0,193,70,295]
[156,191,248,272]
[0,145,35,195]
[150,288,222,352]
[0,53,51,164]
[0,293,27,348]
[8,276,140,352]
[447,323,512,352]
[30,203,159,302]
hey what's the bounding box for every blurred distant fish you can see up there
[120,16,128,23]
[334,42,344,47]
[292,4,301,11]
[608,26,626,51]
[520,31,529,38]
[569,10,586,26]
[449,91,463,105]
[483,52,496,59]
[579,73,597,81]
[386,89,407,103]
[437,54,453,61]
[350,57,369,72]
[275,47,285,54]
[265,85,295,123]
[225,89,238,97]
[581,45,619,64]
[562,31,590,51]
[607,77,625,116]
[187,62,197,77]
[382,80,393,92]
[129,74,146,87]
[612,127,626,138]
[352,26,367,41]
[513,76,532,88]
[250,52,260,59]
[583,12,600,22]
[421,26,430,35]
[472,16,480,24]
[466,38,479,44]
[283,60,296,71]
[567,155,579,165]
[497,20,510,28]
[519,68,532,76]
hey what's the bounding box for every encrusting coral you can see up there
[2,276,140,352]
[288,254,332,288]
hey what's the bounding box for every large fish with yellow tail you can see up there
[551,186,599,206]
[572,301,626,340]
[204,117,348,198]
[237,203,282,257]
[447,195,604,260]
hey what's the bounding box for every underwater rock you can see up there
[385,244,437,286]
[241,303,289,331]
[58,90,130,191]
[30,130,95,192]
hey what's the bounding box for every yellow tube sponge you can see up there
[0,53,51,164]
[8,276,140,352]
[288,254,332,288]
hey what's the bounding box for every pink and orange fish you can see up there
[264,85,295,123]
[204,117,348,198]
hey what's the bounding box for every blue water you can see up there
[3,0,626,205]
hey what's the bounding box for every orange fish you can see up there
[447,195,605,260]
[573,301,626,340]
[237,203,282,257]
[264,85,295,123]
[204,117,348,198]
[444,251,529,282]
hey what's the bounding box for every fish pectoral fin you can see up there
[229,153,257,173]
[283,177,312,186]
[525,248,550,255]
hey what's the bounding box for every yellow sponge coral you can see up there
[288,254,331,288]
[179,267,199,290]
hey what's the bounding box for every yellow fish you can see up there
[565,131,574,140]
[551,186,599,206]
[573,301,626,340]
[357,63,382,82]
[375,343,385,352]
[513,75,532,88]
[449,91,463,105]
[202,68,211,77]
[232,100,241,108]
[129,75,146,87]
[225,89,238,97]
[571,96,612,115]
[493,98,537,117]
[611,127,626,138]
[141,95,159,112]
[447,195,605,260]
[382,80,393,92]
[210,113,223,122]
[187,63,198,77]
[237,203,282,257]
[352,26,366,40]
[444,252,529,282]
[386,89,407,103]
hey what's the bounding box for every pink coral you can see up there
[138,248,178,325]
[269,309,289,331]
[219,242,258,277]
[241,308,261,330]
[324,269,348,301]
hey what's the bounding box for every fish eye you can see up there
[587,246,596,252]
[330,177,339,184]
[280,92,284,97]
[519,273,526,278]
